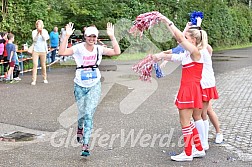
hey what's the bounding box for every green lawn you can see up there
[213,43,252,52]
[47,43,252,66]
[106,52,148,61]
[106,43,252,61]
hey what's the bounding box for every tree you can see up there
[0,0,65,45]
[0,0,251,49]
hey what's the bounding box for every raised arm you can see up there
[32,30,39,42]
[152,51,183,62]
[152,52,173,62]
[163,49,172,54]
[58,23,74,56]
[182,22,192,36]
[102,22,121,56]
[158,13,200,61]
[41,29,49,41]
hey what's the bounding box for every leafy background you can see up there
[0,0,251,52]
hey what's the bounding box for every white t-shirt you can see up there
[72,43,104,87]
[32,29,49,52]
[171,49,215,88]
[200,49,216,89]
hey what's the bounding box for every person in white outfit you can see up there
[195,45,219,151]
[58,22,121,157]
[31,20,49,85]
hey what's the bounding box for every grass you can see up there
[105,52,148,61]
[105,43,252,61]
[213,43,252,52]
[59,60,76,66]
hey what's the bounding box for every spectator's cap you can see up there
[84,27,98,37]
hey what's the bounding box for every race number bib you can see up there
[81,69,97,80]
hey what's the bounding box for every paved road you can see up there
[0,47,252,167]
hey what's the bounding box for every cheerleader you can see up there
[198,44,220,150]
[161,26,223,146]
[152,13,207,162]
[196,40,223,145]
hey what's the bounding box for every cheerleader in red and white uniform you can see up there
[152,14,208,162]
[196,45,219,150]
[156,40,222,151]
[161,24,223,146]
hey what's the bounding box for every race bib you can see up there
[81,69,97,80]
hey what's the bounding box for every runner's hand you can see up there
[107,22,115,38]
[65,22,75,37]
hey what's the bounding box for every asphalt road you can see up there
[0,47,252,167]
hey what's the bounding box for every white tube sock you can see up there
[194,119,206,147]
[203,120,209,144]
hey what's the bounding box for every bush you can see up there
[0,0,251,51]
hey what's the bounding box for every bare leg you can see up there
[202,101,209,121]
[192,108,203,121]
[207,101,223,144]
[171,108,205,161]
[207,101,221,133]
[179,108,193,127]
[171,109,193,160]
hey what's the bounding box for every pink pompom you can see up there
[132,55,154,82]
[129,11,161,37]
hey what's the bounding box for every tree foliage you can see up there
[0,0,251,51]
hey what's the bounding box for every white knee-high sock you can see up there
[194,119,206,146]
[203,120,209,144]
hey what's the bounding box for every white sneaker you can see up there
[203,143,209,151]
[43,80,48,84]
[31,81,36,85]
[215,133,224,144]
[192,147,206,158]
[171,151,193,162]
[14,77,21,81]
